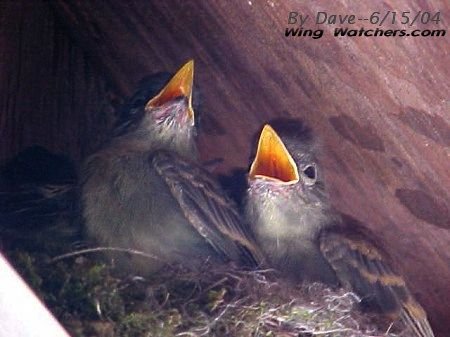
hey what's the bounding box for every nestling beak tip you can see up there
[249,124,299,183]
[146,59,195,110]
[183,59,195,74]
[182,59,195,122]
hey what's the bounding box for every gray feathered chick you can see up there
[245,121,434,337]
[82,60,262,273]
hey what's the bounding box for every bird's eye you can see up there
[303,165,317,182]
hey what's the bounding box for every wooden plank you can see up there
[2,0,449,334]
[0,1,117,162]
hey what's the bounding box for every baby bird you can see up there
[245,121,434,337]
[81,60,262,273]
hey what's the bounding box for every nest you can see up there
[6,248,410,337]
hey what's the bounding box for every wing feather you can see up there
[320,219,434,337]
[151,151,264,267]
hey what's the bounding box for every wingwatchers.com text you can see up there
[285,11,446,40]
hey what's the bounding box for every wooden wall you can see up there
[1,1,449,335]
[0,1,118,163]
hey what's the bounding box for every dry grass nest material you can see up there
[7,249,411,337]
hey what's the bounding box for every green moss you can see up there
[116,309,183,337]
[10,251,43,290]
[4,248,406,337]
[117,312,158,337]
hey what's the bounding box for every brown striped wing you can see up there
[151,150,264,267]
[319,220,434,337]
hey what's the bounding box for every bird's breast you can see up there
[81,153,215,272]
[247,186,325,242]
[246,186,338,284]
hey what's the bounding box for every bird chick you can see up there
[245,121,435,337]
[81,60,262,274]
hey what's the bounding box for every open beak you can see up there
[249,124,299,184]
[146,59,194,121]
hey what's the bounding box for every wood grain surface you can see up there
[1,1,449,335]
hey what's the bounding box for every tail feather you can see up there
[400,298,435,337]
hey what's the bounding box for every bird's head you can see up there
[115,60,197,157]
[247,120,328,210]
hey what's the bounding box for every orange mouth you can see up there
[146,59,194,120]
[249,124,299,183]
